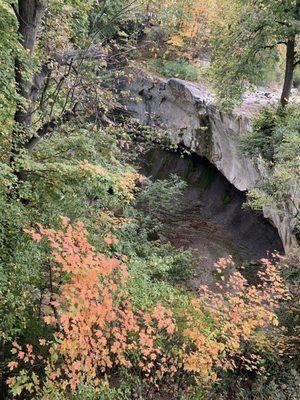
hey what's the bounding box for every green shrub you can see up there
[136,174,187,222]
[240,106,300,232]
[240,106,300,165]
[148,59,199,81]
[40,382,132,400]
[239,107,279,162]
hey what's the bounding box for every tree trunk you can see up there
[280,37,295,108]
[14,1,47,129]
[10,0,47,185]
[12,1,47,159]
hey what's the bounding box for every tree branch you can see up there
[11,3,19,20]
[264,41,288,50]
[24,103,79,155]
[55,46,107,66]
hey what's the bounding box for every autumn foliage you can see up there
[7,221,291,398]
[7,218,176,396]
[183,257,290,378]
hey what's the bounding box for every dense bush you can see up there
[4,223,296,398]
[148,59,199,81]
[240,106,300,232]
[239,107,280,162]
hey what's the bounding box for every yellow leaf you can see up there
[168,35,184,47]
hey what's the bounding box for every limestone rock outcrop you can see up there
[121,70,299,252]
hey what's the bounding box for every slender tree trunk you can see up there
[11,1,47,164]
[14,0,47,127]
[280,37,295,108]
[10,1,47,189]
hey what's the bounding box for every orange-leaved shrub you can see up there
[182,256,291,380]
[7,218,177,397]
[6,220,291,398]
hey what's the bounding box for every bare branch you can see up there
[24,103,79,155]
[56,46,107,66]
[263,41,288,50]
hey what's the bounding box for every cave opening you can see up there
[141,147,284,268]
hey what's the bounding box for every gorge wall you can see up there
[121,70,299,253]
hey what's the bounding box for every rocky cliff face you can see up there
[121,70,298,253]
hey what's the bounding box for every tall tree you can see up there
[10,0,105,166]
[207,0,300,110]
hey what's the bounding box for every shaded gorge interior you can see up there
[141,147,283,283]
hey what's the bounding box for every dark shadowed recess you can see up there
[141,147,284,264]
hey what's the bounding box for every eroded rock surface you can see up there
[121,70,299,252]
